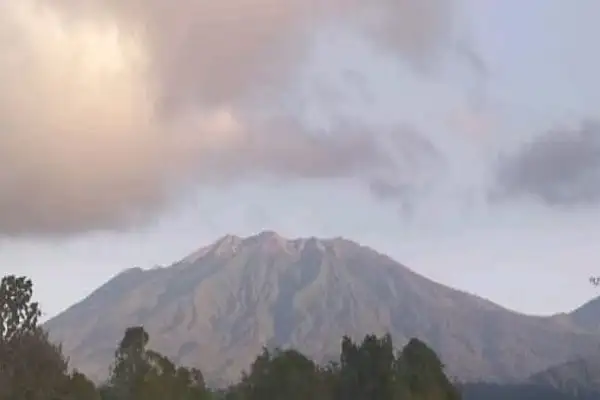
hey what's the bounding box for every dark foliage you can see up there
[1,274,597,400]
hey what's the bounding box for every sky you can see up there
[1,0,600,319]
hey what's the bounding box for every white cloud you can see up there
[0,0,463,236]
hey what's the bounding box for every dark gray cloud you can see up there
[493,121,600,207]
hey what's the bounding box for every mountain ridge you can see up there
[528,356,600,393]
[44,231,600,386]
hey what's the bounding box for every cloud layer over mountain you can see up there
[2,0,598,237]
[0,0,464,236]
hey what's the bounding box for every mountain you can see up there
[528,357,600,394]
[563,297,600,332]
[462,382,600,400]
[44,231,599,386]
[532,297,600,395]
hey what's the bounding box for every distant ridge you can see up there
[529,357,600,393]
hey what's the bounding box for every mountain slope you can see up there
[462,382,600,400]
[528,357,600,394]
[563,296,600,332]
[45,231,599,385]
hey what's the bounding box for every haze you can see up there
[0,0,599,318]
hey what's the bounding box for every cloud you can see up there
[365,126,444,205]
[0,0,462,237]
[180,115,396,185]
[492,121,600,207]
[54,0,459,107]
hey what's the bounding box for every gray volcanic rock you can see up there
[562,296,600,332]
[45,231,598,385]
[529,357,600,394]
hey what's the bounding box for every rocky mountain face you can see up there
[528,357,600,394]
[562,296,600,332]
[521,299,600,394]
[44,231,600,386]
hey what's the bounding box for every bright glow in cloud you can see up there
[0,0,464,236]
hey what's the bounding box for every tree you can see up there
[399,338,460,400]
[139,350,209,400]
[335,334,462,400]
[64,370,101,400]
[108,326,152,399]
[0,275,77,400]
[318,361,341,400]
[338,334,399,400]
[0,275,41,343]
[235,347,326,400]
[106,326,211,400]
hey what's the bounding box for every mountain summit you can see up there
[45,231,597,385]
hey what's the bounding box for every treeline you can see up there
[0,275,460,400]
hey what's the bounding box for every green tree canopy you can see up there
[106,325,210,400]
[0,275,71,400]
[231,347,325,400]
